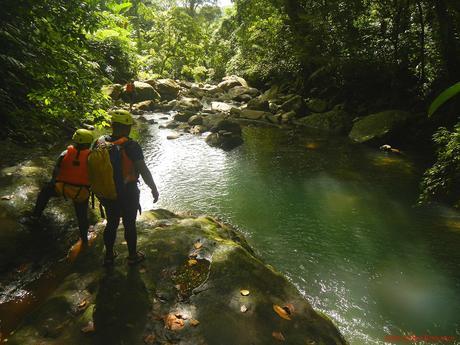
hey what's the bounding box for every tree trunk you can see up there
[416,1,425,82]
[434,0,460,81]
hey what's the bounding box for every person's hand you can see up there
[151,188,159,203]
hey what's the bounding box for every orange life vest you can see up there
[111,137,138,184]
[126,82,135,93]
[56,146,90,186]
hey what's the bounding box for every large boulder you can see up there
[188,115,204,126]
[306,98,328,113]
[7,210,347,345]
[228,86,260,100]
[121,81,161,103]
[132,100,157,112]
[211,101,233,112]
[176,97,202,111]
[209,119,242,135]
[147,79,181,101]
[206,132,244,151]
[247,97,270,112]
[174,111,195,122]
[241,109,272,121]
[218,75,248,91]
[349,110,414,144]
[280,95,307,117]
[102,84,123,100]
[297,109,352,134]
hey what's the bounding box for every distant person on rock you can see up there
[88,110,159,266]
[30,129,94,244]
[126,79,135,112]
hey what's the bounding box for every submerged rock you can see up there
[7,210,347,345]
[349,110,414,144]
[297,109,352,134]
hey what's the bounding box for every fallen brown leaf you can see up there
[193,241,203,249]
[143,334,156,344]
[273,304,291,320]
[1,195,13,201]
[188,259,198,266]
[164,313,185,331]
[190,319,200,326]
[77,299,88,310]
[240,305,248,313]
[240,289,250,296]
[81,321,95,333]
[272,331,285,341]
[139,267,147,273]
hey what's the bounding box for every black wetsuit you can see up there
[98,136,144,258]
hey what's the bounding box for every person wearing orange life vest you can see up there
[95,110,159,266]
[125,79,135,112]
[32,129,93,244]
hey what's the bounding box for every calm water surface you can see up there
[138,113,460,345]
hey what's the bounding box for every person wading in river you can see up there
[126,79,135,112]
[30,129,93,244]
[88,110,159,266]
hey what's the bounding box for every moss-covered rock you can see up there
[121,81,161,103]
[349,110,414,144]
[297,109,352,134]
[7,210,347,345]
[147,79,181,101]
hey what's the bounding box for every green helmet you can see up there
[72,129,93,144]
[110,109,134,126]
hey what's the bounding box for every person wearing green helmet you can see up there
[30,129,94,244]
[92,110,159,265]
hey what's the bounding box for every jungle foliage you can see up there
[1,0,460,205]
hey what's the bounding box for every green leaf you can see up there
[428,82,460,117]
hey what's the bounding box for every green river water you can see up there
[1,111,460,344]
[137,112,460,345]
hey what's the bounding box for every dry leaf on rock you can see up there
[188,259,198,266]
[273,304,291,320]
[81,321,95,333]
[77,299,88,310]
[240,305,248,313]
[165,313,185,331]
[143,334,156,344]
[240,289,250,296]
[193,241,203,249]
[272,331,285,341]
[190,319,200,326]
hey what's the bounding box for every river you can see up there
[137,112,460,345]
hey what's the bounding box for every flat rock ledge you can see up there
[8,209,347,345]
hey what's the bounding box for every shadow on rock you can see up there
[94,267,150,345]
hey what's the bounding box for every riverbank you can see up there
[4,209,347,345]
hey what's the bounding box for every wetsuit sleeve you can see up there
[125,141,144,162]
[51,150,67,182]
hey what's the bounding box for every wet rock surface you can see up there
[7,209,347,345]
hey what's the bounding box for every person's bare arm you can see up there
[134,160,159,203]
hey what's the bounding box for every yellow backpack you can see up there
[87,141,118,200]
